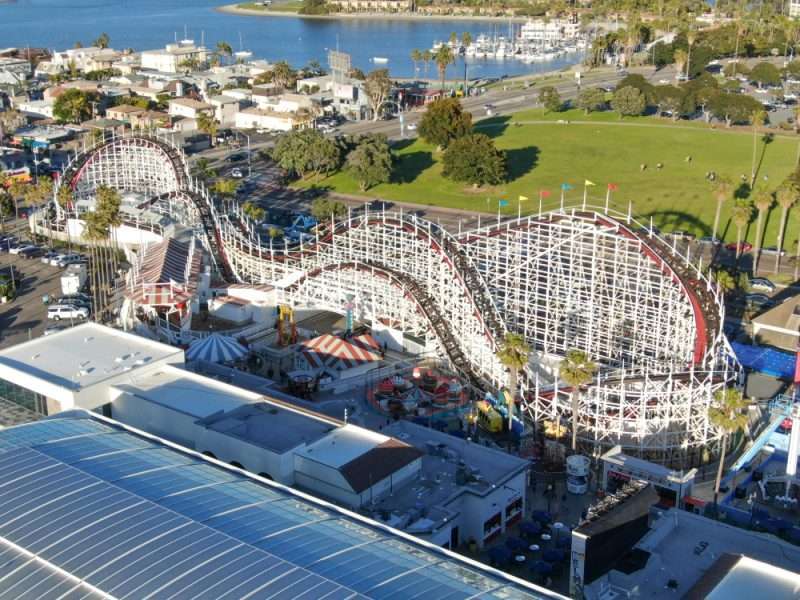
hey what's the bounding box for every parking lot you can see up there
[0,240,64,350]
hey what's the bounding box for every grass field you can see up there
[237,1,303,13]
[300,108,800,245]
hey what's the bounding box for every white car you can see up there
[406,123,417,131]
[47,304,89,321]
[9,244,35,255]
[230,168,243,179]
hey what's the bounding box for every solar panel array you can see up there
[0,415,554,600]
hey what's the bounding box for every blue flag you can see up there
[561,183,573,191]
[498,199,509,207]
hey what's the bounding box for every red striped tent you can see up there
[126,238,202,307]
[299,333,382,371]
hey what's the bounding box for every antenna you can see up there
[201,30,205,47]
[184,24,188,41]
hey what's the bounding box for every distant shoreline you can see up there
[216,4,529,23]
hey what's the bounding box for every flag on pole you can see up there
[607,183,619,191]
[560,183,573,191]
[498,199,509,207]
[518,195,529,202]
[540,190,552,198]
[584,180,596,187]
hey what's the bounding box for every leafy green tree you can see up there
[560,349,597,452]
[192,157,217,181]
[269,61,297,90]
[749,61,781,88]
[346,134,393,191]
[94,32,110,49]
[216,41,233,65]
[364,69,392,121]
[441,133,506,187]
[272,129,342,179]
[611,86,646,118]
[715,270,736,295]
[418,97,472,149]
[53,88,92,124]
[749,109,767,187]
[615,73,655,104]
[786,60,800,79]
[708,92,762,127]
[673,48,689,79]
[709,387,749,507]
[654,85,684,119]
[537,86,562,114]
[576,87,606,114]
[298,0,329,15]
[496,333,530,431]
[310,198,347,222]
[0,189,13,233]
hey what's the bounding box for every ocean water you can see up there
[0,0,581,78]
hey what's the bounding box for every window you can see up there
[0,377,49,415]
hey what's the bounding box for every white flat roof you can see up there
[294,424,388,468]
[111,364,258,418]
[707,556,800,600]
[0,323,183,391]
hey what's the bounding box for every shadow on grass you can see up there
[506,146,540,182]
[639,209,713,238]
[392,151,435,184]
[476,115,512,139]
[391,138,417,152]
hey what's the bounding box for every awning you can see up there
[185,333,248,363]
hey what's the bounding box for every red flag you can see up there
[607,183,619,191]
[539,190,552,198]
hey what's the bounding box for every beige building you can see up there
[751,296,800,351]
[168,97,213,120]
[234,106,313,131]
[141,41,209,73]
[106,104,146,122]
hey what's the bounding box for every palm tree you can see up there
[461,31,473,50]
[685,29,696,79]
[560,349,597,452]
[715,270,736,295]
[448,31,458,47]
[732,19,750,77]
[731,200,753,262]
[709,387,749,507]
[434,45,455,91]
[422,50,432,78]
[216,41,233,65]
[496,333,530,432]
[775,182,800,273]
[196,112,219,147]
[711,176,734,243]
[750,109,767,187]
[192,157,217,181]
[410,48,423,76]
[752,189,773,273]
[673,48,688,81]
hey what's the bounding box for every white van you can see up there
[47,304,89,321]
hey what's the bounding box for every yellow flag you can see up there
[584,180,596,186]
[518,195,529,202]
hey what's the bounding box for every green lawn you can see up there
[300,108,800,244]
[237,1,303,12]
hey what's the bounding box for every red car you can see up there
[725,241,753,253]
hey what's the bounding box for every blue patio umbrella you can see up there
[186,333,248,363]
[531,560,553,575]
[520,521,542,538]
[543,549,567,562]
[531,510,552,524]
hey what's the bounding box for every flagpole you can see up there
[582,184,587,210]
[605,187,611,213]
[538,191,542,217]
[627,199,632,224]
[518,196,521,220]
[560,187,565,211]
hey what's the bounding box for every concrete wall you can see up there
[110,391,198,449]
[452,470,527,548]
[194,427,296,483]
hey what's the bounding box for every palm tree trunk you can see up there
[712,199,723,241]
[795,239,800,280]
[736,227,743,262]
[571,390,579,452]
[775,206,788,273]
[508,366,517,433]
[713,433,728,507]
[751,126,759,187]
[754,211,764,273]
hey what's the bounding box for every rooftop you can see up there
[111,364,259,419]
[0,323,183,393]
[169,97,212,110]
[198,399,338,454]
[0,412,559,599]
[587,508,800,599]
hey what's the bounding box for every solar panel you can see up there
[0,415,555,600]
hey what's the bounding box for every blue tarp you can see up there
[730,342,796,380]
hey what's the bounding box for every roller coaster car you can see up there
[476,401,503,434]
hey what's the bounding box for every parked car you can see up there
[761,246,786,256]
[61,292,92,304]
[745,293,774,308]
[725,241,753,253]
[47,304,89,321]
[668,230,695,241]
[9,243,36,255]
[230,167,244,179]
[407,123,417,131]
[41,250,61,264]
[57,296,91,309]
[226,153,246,163]
[698,236,721,245]
[749,278,776,293]
[18,245,43,258]
[56,254,87,267]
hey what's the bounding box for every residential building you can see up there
[105,103,147,123]
[141,40,209,74]
[790,0,800,18]
[519,17,581,45]
[327,0,414,12]
[168,97,213,120]
[43,46,122,74]
[208,93,240,126]
[0,56,30,88]
[0,412,559,599]
[296,74,369,120]
[234,106,312,131]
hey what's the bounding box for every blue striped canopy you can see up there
[185,333,248,363]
